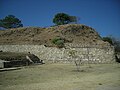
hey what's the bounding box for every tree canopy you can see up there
[69,16,80,24]
[53,13,78,25]
[102,36,120,53]
[102,37,113,45]
[0,15,23,29]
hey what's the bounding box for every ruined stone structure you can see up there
[0,44,115,63]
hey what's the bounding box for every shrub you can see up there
[102,37,113,45]
[115,55,120,63]
[52,37,61,44]
[52,37,64,48]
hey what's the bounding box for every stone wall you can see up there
[0,44,115,63]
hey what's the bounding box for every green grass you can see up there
[0,63,120,90]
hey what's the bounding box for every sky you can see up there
[0,0,120,38]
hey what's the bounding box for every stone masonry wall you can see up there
[0,45,115,63]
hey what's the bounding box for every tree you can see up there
[102,36,120,62]
[53,13,78,25]
[69,16,80,24]
[102,37,113,45]
[68,50,82,72]
[0,15,23,29]
[102,36,120,52]
[112,37,120,53]
[112,37,120,63]
[53,13,70,25]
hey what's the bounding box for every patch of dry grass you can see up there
[0,63,120,90]
[0,24,108,45]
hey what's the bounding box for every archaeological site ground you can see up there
[0,24,120,90]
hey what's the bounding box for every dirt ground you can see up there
[0,63,120,90]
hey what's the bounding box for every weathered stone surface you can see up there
[0,44,115,63]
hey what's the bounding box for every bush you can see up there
[52,37,61,44]
[102,36,120,63]
[52,37,64,48]
[102,37,113,45]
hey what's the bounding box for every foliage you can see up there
[52,37,64,48]
[53,13,78,25]
[68,50,82,72]
[69,16,80,24]
[53,13,71,25]
[102,36,120,53]
[112,38,120,53]
[0,15,23,29]
[102,37,113,45]
[102,36,120,63]
[115,55,120,63]
[68,50,77,58]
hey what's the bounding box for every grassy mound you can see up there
[0,24,110,46]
